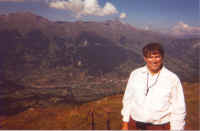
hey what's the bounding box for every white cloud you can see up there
[83,0,100,16]
[102,2,118,15]
[170,21,200,37]
[119,12,127,19]
[49,0,119,18]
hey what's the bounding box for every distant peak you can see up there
[8,11,36,17]
[105,19,122,24]
[0,11,49,23]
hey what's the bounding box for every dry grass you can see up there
[0,82,199,130]
[183,82,199,130]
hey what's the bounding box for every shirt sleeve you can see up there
[170,77,186,130]
[121,71,135,122]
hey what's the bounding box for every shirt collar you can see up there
[141,65,165,74]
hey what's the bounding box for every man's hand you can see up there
[121,122,129,130]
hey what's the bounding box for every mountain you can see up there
[0,12,199,115]
[0,12,199,86]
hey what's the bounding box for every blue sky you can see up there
[0,0,199,36]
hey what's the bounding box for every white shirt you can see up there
[121,66,186,130]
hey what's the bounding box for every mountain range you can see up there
[0,12,199,86]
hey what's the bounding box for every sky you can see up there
[0,0,199,36]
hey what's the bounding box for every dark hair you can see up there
[142,43,164,57]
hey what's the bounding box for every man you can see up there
[121,43,186,130]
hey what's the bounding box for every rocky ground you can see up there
[0,80,199,130]
[0,82,199,130]
[0,78,126,116]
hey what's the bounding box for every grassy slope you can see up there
[0,82,199,130]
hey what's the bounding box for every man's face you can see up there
[144,52,163,74]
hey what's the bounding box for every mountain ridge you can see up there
[0,12,199,85]
[0,11,198,117]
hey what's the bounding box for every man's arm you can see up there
[170,78,186,130]
[121,71,135,129]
